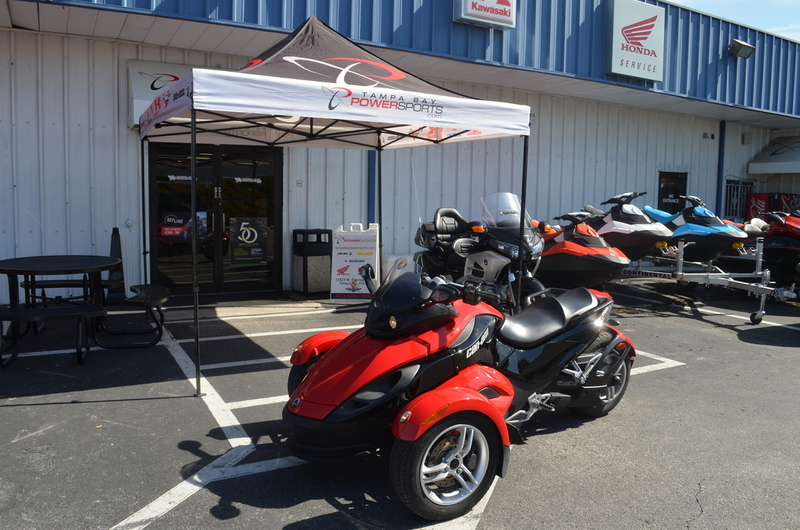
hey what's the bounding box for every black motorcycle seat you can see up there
[498,288,598,349]
[434,207,470,243]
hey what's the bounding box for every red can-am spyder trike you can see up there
[283,260,635,520]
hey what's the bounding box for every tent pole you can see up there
[516,135,530,311]
[140,139,149,284]
[190,109,203,396]
[377,148,383,261]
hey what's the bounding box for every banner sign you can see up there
[129,60,193,128]
[454,0,517,30]
[330,223,379,301]
[161,211,206,243]
[230,217,269,266]
[607,0,665,82]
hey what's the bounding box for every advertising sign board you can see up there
[607,0,665,82]
[330,223,379,301]
[454,0,516,30]
[230,217,269,266]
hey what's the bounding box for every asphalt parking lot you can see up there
[1,280,799,530]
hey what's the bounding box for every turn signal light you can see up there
[422,404,449,426]
[471,225,486,234]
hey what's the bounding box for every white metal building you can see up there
[2,0,799,302]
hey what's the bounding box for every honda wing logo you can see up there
[621,16,657,47]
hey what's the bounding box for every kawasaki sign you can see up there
[454,0,516,30]
[607,0,665,82]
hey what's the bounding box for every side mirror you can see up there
[359,264,377,294]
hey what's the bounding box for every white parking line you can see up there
[227,395,288,410]
[174,324,362,344]
[169,308,336,324]
[631,350,685,375]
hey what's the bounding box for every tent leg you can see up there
[190,109,204,397]
[377,148,383,263]
[515,135,531,311]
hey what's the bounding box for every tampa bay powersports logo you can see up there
[243,56,444,117]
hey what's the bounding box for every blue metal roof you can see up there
[53,0,800,119]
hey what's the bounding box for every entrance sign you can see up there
[454,0,516,30]
[330,223,379,301]
[607,0,665,82]
[230,217,269,265]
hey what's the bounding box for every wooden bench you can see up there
[0,304,108,368]
[94,284,170,349]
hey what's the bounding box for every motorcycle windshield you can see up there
[373,258,429,309]
[481,192,532,228]
[480,192,544,259]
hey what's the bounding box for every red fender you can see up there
[290,330,351,365]
[606,326,637,362]
[391,364,515,447]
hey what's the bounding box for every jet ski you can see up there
[643,195,748,263]
[760,210,800,285]
[582,191,673,261]
[535,211,630,288]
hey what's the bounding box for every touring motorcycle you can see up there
[283,260,636,521]
[414,192,545,312]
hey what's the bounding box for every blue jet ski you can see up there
[643,195,748,262]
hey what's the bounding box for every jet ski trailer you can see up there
[618,238,797,324]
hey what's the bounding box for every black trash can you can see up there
[292,229,332,293]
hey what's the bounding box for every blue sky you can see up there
[668,0,800,42]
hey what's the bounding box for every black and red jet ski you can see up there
[582,192,673,262]
[761,210,800,284]
[534,212,630,288]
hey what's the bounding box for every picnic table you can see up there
[0,255,119,367]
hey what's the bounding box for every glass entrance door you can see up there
[150,143,282,294]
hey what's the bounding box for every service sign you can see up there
[607,0,665,82]
[454,0,516,30]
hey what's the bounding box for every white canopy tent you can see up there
[138,17,532,391]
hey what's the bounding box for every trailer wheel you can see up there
[750,312,763,325]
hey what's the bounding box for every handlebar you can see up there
[600,191,647,206]
[680,195,706,207]
[420,273,501,307]
[554,212,590,224]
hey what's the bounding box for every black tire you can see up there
[571,331,631,418]
[390,412,501,521]
[287,355,321,395]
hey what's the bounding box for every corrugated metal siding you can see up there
[0,25,784,299]
[63,0,800,119]
[353,79,726,258]
[0,28,250,303]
